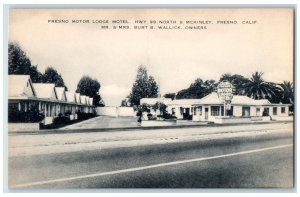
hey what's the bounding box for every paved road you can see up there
[8,124,294,189]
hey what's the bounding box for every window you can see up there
[242,107,250,117]
[281,107,286,114]
[193,106,202,115]
[256,108,260,116]
[263,108,269,116]
[172,108,175,115]
[226,106,234,116]
[198,106,202,116]
[273,107,277,115]
[180,107,183,115]
[211,106,221,116]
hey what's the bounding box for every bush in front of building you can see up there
[76,111,96,121]
[147,113,157,120]
[8,106,44,123]
[157,113,177,120]
[64,110,72,117]
[53,113,71,125]
[163,112,177,120]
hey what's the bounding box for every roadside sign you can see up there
[217,81,233,116]
[217,81,233,102]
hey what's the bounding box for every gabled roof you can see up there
[9,75,36,97]
[86,97,89,105]
[195,92,272,106]
[195,92,222,105]
[65,91,76,103]
[232,95,260,105]
[54,87,66,101]
[253,99,271,105]
[33,83,57,100]
[89,97,93,106]
[80,95,87,104]
[75,93,81,104]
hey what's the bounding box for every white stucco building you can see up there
[140,92,291,123]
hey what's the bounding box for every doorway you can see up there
[205,107,209,120]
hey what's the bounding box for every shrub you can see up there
[147,113,157,120]
[148,116,157,120]
[136,111,142,117]
[152,102,167,114]
[53,115,70,124]
[157,113,177,120]
[76,111,96,120]
[163,112,177,120]
[64,110,72,116]
[8,106,44,123]
[136,104,151,117]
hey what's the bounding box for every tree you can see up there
[152,102,167,115]
[279,81,294,104]
[176,78,216,99]
[219,73,249,95]
[121,99,127,107]
[164,93,176,100]
[94,94,105,107]
[243,72,279,100]
[8,42,44,83]
[120,98,131,107]
[43,67,68,90]
[148,76,159,98]
[203,80,217,95]
[30,65,44,83]
[128,65,159,106]
[8,42,32,75]
[76,76,103,106]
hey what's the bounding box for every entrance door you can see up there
[205,107,209,120]
[227,106,234,116]
[183,108,190,120]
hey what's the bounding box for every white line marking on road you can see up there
[11,144,293,188]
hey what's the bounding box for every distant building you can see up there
[140,92,291,123]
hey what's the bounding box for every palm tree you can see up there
[243,72,279,100]
[279,81,294,104]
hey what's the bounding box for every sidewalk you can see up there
[60,116,140,130]
[9,116,293,135]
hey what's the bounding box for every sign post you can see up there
[217,81,233,116]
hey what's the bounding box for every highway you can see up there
[8,122,294,189]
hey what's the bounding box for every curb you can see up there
[9,120,293,135]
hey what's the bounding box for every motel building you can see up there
[8,75,95,130]
[140,93,292,124]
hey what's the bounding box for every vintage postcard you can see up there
[7,8,294,189]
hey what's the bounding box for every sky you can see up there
[9,9,294,106]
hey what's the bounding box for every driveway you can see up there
[60,116,140,130]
